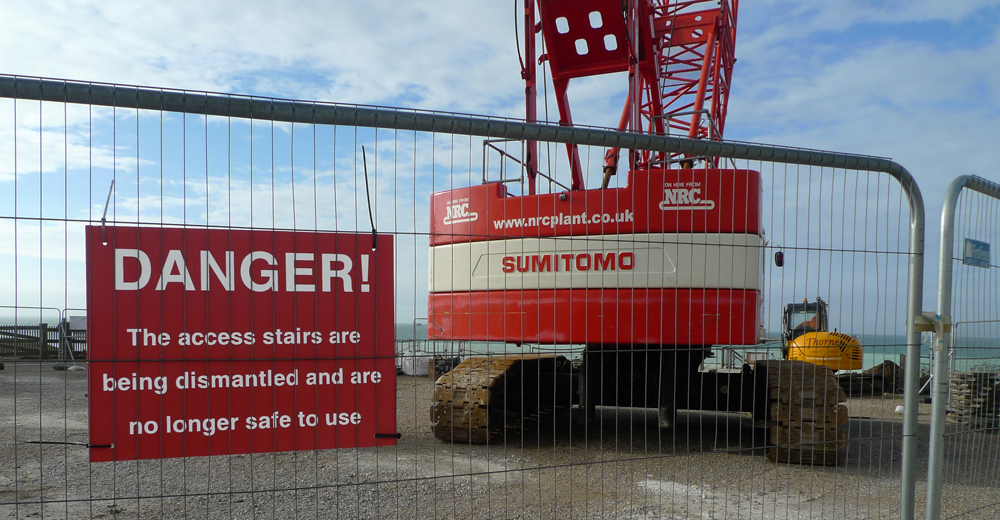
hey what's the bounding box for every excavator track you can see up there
[430,354,571,444]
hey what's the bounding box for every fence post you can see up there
[39,323,50,360]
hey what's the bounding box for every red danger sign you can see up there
[86,225,396,462]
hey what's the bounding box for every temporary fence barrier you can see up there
[925,175,1000,519]
[0,75,937,519]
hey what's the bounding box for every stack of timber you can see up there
[760,360,848,466]
[947,372,1000,428]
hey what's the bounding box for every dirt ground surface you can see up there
[2,362,999,519]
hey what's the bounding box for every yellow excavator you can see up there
[781,297,863,371]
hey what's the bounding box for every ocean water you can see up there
[716,334,1000,373]
[395,327,1000,374]
[5,315,996,373]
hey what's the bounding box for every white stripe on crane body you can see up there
[428,233,764,293]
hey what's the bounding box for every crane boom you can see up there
[522,0,738,190]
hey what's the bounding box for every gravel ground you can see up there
[1,362,999,519]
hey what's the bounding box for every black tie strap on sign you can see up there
[25,440,112,448]
[362,146,376,250]
[374,433,401,439]
[100,179,115,245]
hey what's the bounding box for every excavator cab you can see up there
[782,298,829,341]
[781,297,863,371]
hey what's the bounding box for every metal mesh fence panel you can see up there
[0,75,939,519]
[926,176,1000,519]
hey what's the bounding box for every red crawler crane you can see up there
[423,1,842,463]
[427,2,847,466]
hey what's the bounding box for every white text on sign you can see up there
[114,250,373,293]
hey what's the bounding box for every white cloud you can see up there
[740,0,999,51]
[3,0,1000,325]
[727,3,1000,297]
[0,1,526,115]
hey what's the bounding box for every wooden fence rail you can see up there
[0,322,87,360]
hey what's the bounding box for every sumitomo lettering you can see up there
[114,248,364,292]
[501,252,635,273]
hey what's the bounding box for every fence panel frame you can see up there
[926,174,1000,520]
[0,74,928,519]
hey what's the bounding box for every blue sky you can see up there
[1,0,998,338]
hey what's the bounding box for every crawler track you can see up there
[430,354,569,444]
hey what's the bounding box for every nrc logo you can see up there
[443,203,478,225]
[659,188,715,211]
